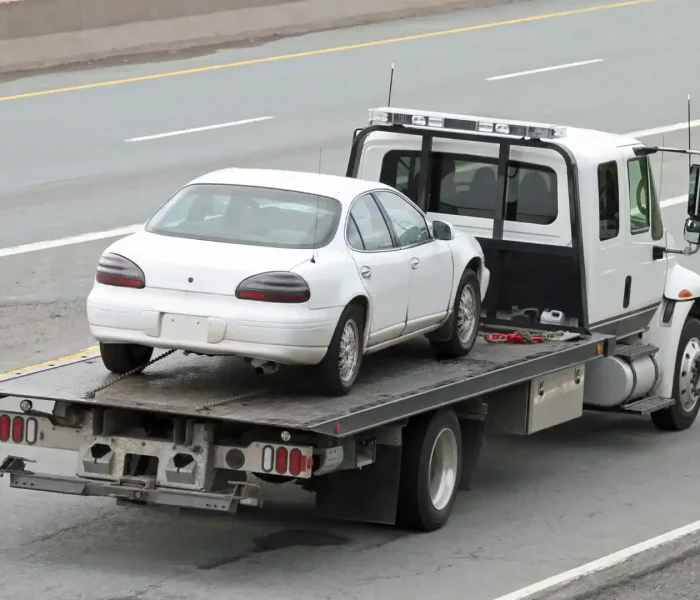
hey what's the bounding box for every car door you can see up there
[372,190,454,335]
[346,193,411,347]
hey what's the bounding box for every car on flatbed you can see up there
[3,107,700,533]
[87,169,488,396]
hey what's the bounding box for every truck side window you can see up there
[598,161,619,241]
[379,150,558,225]
[627,156,663,240]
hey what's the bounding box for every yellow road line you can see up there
[0,0,653,103]
[0,346,99,378]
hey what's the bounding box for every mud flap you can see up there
[313,444,402,525]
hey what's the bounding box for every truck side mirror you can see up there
[684,217,700,246]
[688,164,700,218]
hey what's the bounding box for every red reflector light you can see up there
[289,449,302,476]
[0,414,10,442]
[275,446,288,474]
[11,416,24,443]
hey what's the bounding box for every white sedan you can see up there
[87,168,490,396]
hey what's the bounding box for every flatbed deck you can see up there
[0,331,609,437]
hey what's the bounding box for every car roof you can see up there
[188,167,391,203]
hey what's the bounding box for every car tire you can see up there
[396,408,463,532]
[430,268,481,359]
[312,302,365,396]
[651,316,700,431]
[100,342,154,375]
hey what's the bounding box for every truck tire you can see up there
[430,268,480,359]
[396,408,463,532]
[312,302,365,396]
[651,316,700,431]
[100,342,153,375]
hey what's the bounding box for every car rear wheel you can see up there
[430,268,481,359]
[100,342,154,375]
[312,302,365,396]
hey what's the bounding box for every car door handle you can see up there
[360,266,371,278]
[410,257,420,269]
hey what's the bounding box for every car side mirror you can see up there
[432,220,455,241]
[688,164,700,218]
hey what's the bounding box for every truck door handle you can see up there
[360,266,371,278]
[410,257,420,269]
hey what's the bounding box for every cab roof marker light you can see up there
[367,107,567,140]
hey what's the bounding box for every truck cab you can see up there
[347,107,700,421]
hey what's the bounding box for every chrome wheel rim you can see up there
[457,283,477,345]
[428,427,459,512]
[678,337,700,412]
[338,319,360,383]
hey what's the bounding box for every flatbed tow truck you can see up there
[3,107,700,532]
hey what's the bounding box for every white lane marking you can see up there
[124,116,274,142]
[0,224,142,258]
[485,59,604,81]
[625,119,700,139]
[491,518,700,600]
[661,195,685,208]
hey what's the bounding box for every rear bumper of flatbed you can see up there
[0,331,611,437]
[0,455,261,512]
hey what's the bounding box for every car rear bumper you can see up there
[87,285,342,365]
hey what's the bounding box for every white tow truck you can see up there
[2,107,700,532]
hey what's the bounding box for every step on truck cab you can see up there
[2,107,700,533]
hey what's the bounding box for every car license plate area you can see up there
[160,313,208,342]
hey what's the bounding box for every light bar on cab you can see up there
[367,107,567,140]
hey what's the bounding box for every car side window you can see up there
[373,191,432,247]
[346,215,365,250]
[348,194,394,251]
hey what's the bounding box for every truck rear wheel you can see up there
[652,316,700,431]
[100,342,153,375]
[396,408,462,532]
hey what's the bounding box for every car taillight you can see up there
[95,252,146,289]
[236,272,310,303]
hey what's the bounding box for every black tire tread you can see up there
[430,268,481,359]
[396,408,462,532]
[100,342,154,375]
[312,302,365,396]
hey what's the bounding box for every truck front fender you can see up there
[664,263,700,301]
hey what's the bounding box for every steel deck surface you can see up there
[0,334,605,436]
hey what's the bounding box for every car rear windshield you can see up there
[145,183,343,249]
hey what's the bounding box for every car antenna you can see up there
[387,62,395,106]
[310,147,322,264]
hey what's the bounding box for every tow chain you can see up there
[483,330,566,345]
[82,349,178,399]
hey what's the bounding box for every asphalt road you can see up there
[3,0,700,599]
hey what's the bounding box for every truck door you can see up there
[621,152,667,330]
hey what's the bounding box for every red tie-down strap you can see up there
[483,331,544,344]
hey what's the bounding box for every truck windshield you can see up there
[145,183,342,249]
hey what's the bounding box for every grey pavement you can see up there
[3,0,700,599]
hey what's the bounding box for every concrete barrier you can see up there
[0,0,527,74]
